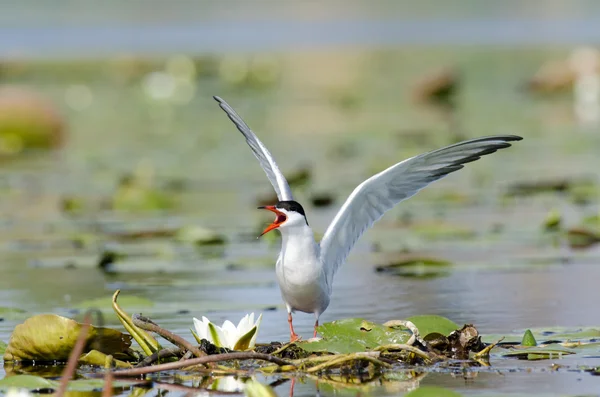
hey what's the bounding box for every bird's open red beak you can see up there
[258,205,287,236]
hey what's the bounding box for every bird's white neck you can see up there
[279,223,320,266]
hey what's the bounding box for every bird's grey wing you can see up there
[319,135,522,281]
[214,96,293,201]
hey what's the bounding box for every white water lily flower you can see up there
[192,313,262,350]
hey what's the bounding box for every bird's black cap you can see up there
[276,200,308,224]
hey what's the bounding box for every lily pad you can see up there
[502,346,576,360]
[0,307,28,321]
[298,318,410,354]
[405,315,459,338]
[3,314,132,362]
[412,222,475,241]
[78,349,133,368]
[75,295,154,310]
[0,375,57,391]
[405,386,463,397]
[375,256,452,278]
[175,226,226,246]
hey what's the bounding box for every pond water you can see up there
[2,3,600,396]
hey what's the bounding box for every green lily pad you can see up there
[66,378,141,391]
[375,256,452,279]
[75,295,154,310]
[502,346,576,360]
[298,318,410,354]
[412,222,475,241]
[483,327,600,344]
[521,329,537,346]
[0,374,58,390]
[405,315,460,337]
[404,386,463,397]
[3,314,132,362]
[176,226,226,246]
[0,307,28,321]
[0,374,140,392]
[78,350,133,368]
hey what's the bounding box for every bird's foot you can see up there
[289,333,301,343]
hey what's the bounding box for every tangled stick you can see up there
[113,352,294,377]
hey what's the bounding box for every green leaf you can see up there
[176,226,226,246]
[502,346,576,360]
[404,386,463,397]
[76,294,154,310]
[78,350,132,368]
[66,378,140,391]
[375,256,452,278]
[3,314,132,362]
[0,307,27,321]
[521,329,537,346]
[112,290,160,356]
[298,318,410,354]
[0,375,58,391]
[234,326,257,351]
[405,315,460,337]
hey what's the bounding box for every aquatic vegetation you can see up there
[3,314,131,362]
[0,86,65,155]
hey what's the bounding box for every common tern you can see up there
[214,96,522,342]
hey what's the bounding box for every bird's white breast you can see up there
[276,226,329,315]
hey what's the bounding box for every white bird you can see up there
[214,96,522,342]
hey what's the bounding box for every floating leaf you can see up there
[502,346,576,360]
[0,374,57,391]
[412,222,475,241]
[78,350,132,368]
[375,256,452,278]
[176,226,226,246]
[0,307,27,321]
[76,295,154,310]
[521,329,537,346]
[66,378,142,391]
[404,386,463,397]
[405,315,459,338]
[542,209,562,231]
[298,318,410,354]
[566,227,600,249]
[3,314,131,362]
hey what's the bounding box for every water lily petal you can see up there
[193,317,209,341]
[249,314,262,348]
[233,325,257,351]
[238,313,254,334]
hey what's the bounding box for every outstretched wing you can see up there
[319,135,522,282]
[214,96,293,201]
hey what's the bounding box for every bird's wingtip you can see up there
[213,95,223,103]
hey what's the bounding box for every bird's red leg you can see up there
[313,319,319,338]
[288,313,300,342]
